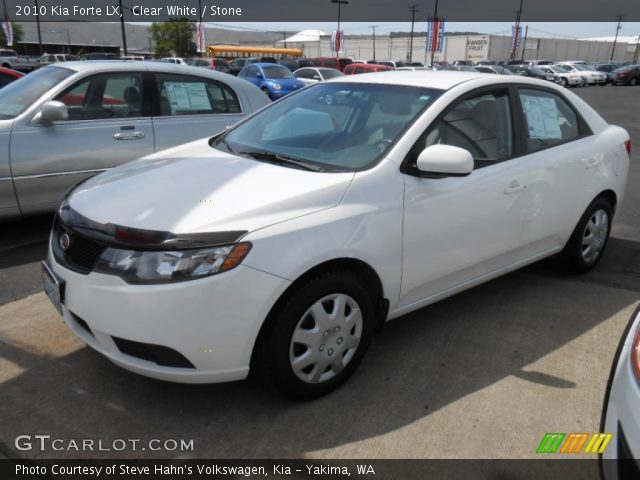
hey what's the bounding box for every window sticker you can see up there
[164,82,212,111]
[521,94,562,140]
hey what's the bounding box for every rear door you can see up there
[150,72,246,152]
[515,86,596,255]
[10,70,154,215]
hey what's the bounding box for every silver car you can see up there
[0,61,269,220]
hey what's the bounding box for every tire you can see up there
[560,197,613,274]
[630,77,638,86]
[560,78,568,87]
[255,270,375,399]
[261,88,271,98]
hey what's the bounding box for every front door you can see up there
[400,87,530,307]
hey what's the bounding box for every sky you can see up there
[211,22,640,39]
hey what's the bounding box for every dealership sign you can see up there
[466,35,489,61]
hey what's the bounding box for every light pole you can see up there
[119,0,128,55]
[408,5,418,62]
[34,0,42,53]
[369,25,378,62]
[510,0,524,61]
[610,15,624,62]
[331,0,348,59]
[635,33,640,64]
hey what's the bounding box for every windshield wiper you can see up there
[237,151,323,172]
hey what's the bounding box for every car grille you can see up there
[52,215,106,274]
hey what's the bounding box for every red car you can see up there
[310,57,353,72]
[0,66,23,88]
[188,58,232,74]
[343,63,394,75]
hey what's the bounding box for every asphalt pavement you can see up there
[0,85,638,462]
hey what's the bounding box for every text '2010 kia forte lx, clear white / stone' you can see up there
[44,71,630,399]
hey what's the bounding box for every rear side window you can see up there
[518,88,582,153]
[154,73,241,116]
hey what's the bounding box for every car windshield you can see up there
[548,66,566,73]
[528,67,547,75]
[321,69,344,79]
[0,66,73,119]
[263,66,294,79]
[212,83,441,172]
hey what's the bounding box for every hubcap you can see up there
[289,293,363,384]
[581,209,609,264]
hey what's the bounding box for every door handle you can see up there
[504,182,527,195]
[113,131,145,140]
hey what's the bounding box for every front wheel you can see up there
[255,270,375,399]
[560,197,612,273]
[561,78,568,87]
[630,77,638,86]
[261,87,272,98]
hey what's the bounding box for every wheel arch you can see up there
[249,257,389,370]
[597,189,617,215]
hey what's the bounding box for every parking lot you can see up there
[0,85,638,461]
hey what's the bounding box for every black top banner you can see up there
[4,0,640,22]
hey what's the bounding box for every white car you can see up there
[602,307,640,478]
[557,63,607,85]
[44,71,631,399]
[542,65,588,87]
[293,67,344,86]
[160,57,188,65]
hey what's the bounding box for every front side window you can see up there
[212,83,441,172]
[518,88,581,152]
[0,66,73,119]
[55,72,143,120]
[410,89,513,166]
[154,73,240,116]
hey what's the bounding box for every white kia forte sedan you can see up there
[44,71,630,399]
[602,307,640,478]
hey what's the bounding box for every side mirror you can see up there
[256,72,264,79]
[33,101,68,125]
[416,145,474,177]
[312,75,322,80]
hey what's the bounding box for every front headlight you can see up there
[94,242,252,284]
[272,82,282,90]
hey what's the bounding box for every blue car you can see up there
[238,63,306,100]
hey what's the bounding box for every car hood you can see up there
[267,77,305,89]
[66,138,354,235]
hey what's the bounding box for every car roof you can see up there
[330,69,551,90]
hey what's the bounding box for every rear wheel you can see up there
[560,197,612,273]
[255,270,375,399]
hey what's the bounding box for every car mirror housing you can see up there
[33,101,68,125]
[416,145,474,177]
[256,72,264,79]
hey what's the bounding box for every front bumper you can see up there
[47,245,290,383]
